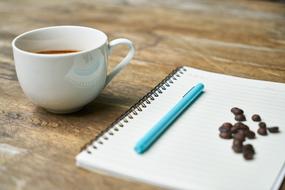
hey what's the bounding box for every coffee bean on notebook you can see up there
[243,146,255,158]
[232,139,243,153]
[243,144,255,154]
[257,127,267,136]
[219,126,230,133]
[251,114,261,122]
[243,152,254,160]
[243,144,255,160]
[234,130,246,141]
[231,127,239,134]
[232,122,248,133]
[239,123,249,131]
[222,122,233,129]
[219,122,233,132]
[268,126,280,133]
[235,114,246,121]
[232,144,243,153]
[219,132,232,139]
[233,122,242,128]
[233,139,243,147]
[259,122,267,128]
[245,130,256,139]
[231,125,240,134]
[231,107,244,115]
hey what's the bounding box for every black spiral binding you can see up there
[81,66,187,154]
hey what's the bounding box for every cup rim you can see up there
[12,25,108,57]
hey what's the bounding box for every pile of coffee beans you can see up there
[219,107,280,160]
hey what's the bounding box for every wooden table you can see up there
[0,0,285,189]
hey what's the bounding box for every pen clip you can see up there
[183,86,195,97]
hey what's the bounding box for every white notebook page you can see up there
[76,66,285,190]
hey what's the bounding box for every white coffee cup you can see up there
[12,26,135,113]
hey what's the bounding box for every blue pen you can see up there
[134,83,205,154]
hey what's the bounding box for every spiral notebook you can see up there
[76,66,285,190]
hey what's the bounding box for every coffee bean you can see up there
[232,122,248,133]
[232,144,243,153]
[231,125,240,134]
[242,144,255,160]
[219,126,230,133]
[257,127,267,136]
[239,123,249,131]
[268,126,279,133]
[243,151,254,160]
[233,122,242,128]
[222,122,233,129]
[243,144,255,154]
[232,139,243,153]
[243,149,254,160]
[259,122,267,128]
[235,114,246,121]
[245,130,256,139]
[251,114,261,122]
[234,130,246,141]
[219,132,232,139]
[233,139,243,147]
[231,107,244,115]
[219,122,233,132]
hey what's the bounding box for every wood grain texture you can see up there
[0,0,285,189]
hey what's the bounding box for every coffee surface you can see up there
[35,50,79,54]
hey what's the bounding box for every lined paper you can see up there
[76,67,285,190]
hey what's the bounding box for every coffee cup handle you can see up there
[106,38,135,85]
